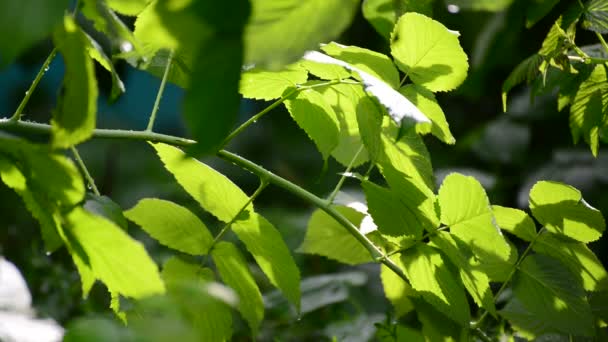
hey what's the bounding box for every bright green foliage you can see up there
[401,244,471,326]
[430,232,496,316]
[298,206,372,265]
[363,181,422,238]
[533,231,608,291]
[510,254,594,336]
[299,59,351,80]
[526,0,560,28]
[380,258,415,317]
[284,87,340,160]
[84,194,128,230]
[125,198,214,255]
[63,207,165,299]
[239,64,307,100]
[400,84,456,144]
[0,0,68,66]
[154,143,301,310]
[85,34,125,101]
[529,181,605,242]
[161,258,234,342]
[316,84,370,167]
[501,54,543,111]
[153,143,251,222]
[362,0,433,40]
[570,64,608,156]
[492,205,537,242]
[244,0,359,68]
[438,173,513,281]
[391,13,469,92]
[52,16,98,148]
[107,0,149,16]
[582,0,608,33]
[321,42,401,88]
[212,241,264,335]
[448,0,514,11]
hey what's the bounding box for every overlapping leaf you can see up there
[380,257,415,317]
[400,84,455,144]
[240,64,307,100]
[492,205,537,242]
[363,0,434,40]
[583,0,608,33]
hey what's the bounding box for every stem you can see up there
[11,49,57,122]
[209,180,268,251]
[146,51,173,132]
[596,32,608,56]
[0,118,410,283]
[70,146,100,196]
[327,145,365,203]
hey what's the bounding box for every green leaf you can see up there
[52,16,99,148]
[569,64,608,156]
[298,206,372,265]
[529,181,605,242]
[321,42,401,88]
[512,254,594,336]
[447,0,514,11]
[63,207,165,298]
[244,0,359,68]
[438,173,513,281]
[402,244,470,326]
[84,194,128,230]
[362,0,433,40]
[583,0,608,33]
[212,241,264,335]
[391,13,469,92]
[362,181,424,238]
[232,213,301,311]
[0,0,68,66]
[533,231,608,292]
[107,0,150,16]
[430,232,496,316]
[526,0,560,28]
[413,297,468,342]
[499,297,554,339]
[492,205,537,242]
[380,257,415,317]
[239,64,307,100]
[284,86,340,160]
[298,59,351,80]
[316,84,370,167]
[153,143,251,222]
[400,84,456,144]
[124,198,214,255]
[501,54,543,112]
[84,34,125,101]
[356,90,386,163]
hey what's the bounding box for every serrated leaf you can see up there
[492,205,537,242]
[84,194,128,230]
[570,64,608,156]
[502,54,543,112]
[212,241,264,335]
[303,51,431,125]
[499,297,555,339]
[529,181,605,242]
[438,173,513,281]
[512,254,594,336]
[430,232,496,316]
[362,0,433,40]
[297,206,372,265]
[124,198,214,255]
[240,64,307,100]
[583,0,608,33]
[63,207,165,298]
[245,0,359,68]
[106,0,149,16]
[400,84,456,144]
[533,231,608,292]
[526,0,560,28]
[84,34,125,101]
[321,42,400,88]
[284,86,340,160]
[0,0,68,66]
[153,143,251,222]
[402,244,470,326]
[391,13,468,92]
[52,16,98,148]
[316,83,370,167]
[380,257,415,317]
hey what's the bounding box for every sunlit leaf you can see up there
[52,16,98,148]
[492,205,537,242]
[240,64,307,100]
[362,0,433,40]
[529,181,605,243]
[84,34,125,101]
[84,194,128,230]
[391,13,469,92]
[107,0,150,16]
[125,198,214,255]
[212,242,264,335]
[447,0,514,11]
[380,257,415,317]
[298,206,372,265]
[400,84,455,144]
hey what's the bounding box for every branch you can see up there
[0,118,410,283]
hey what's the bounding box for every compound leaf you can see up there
[492,205,537,242]
[400,84,455,144]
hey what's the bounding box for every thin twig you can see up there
[326,145,365,203]
[11,49,57,122]
[146,51,173,132]
[70,146,100,196]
